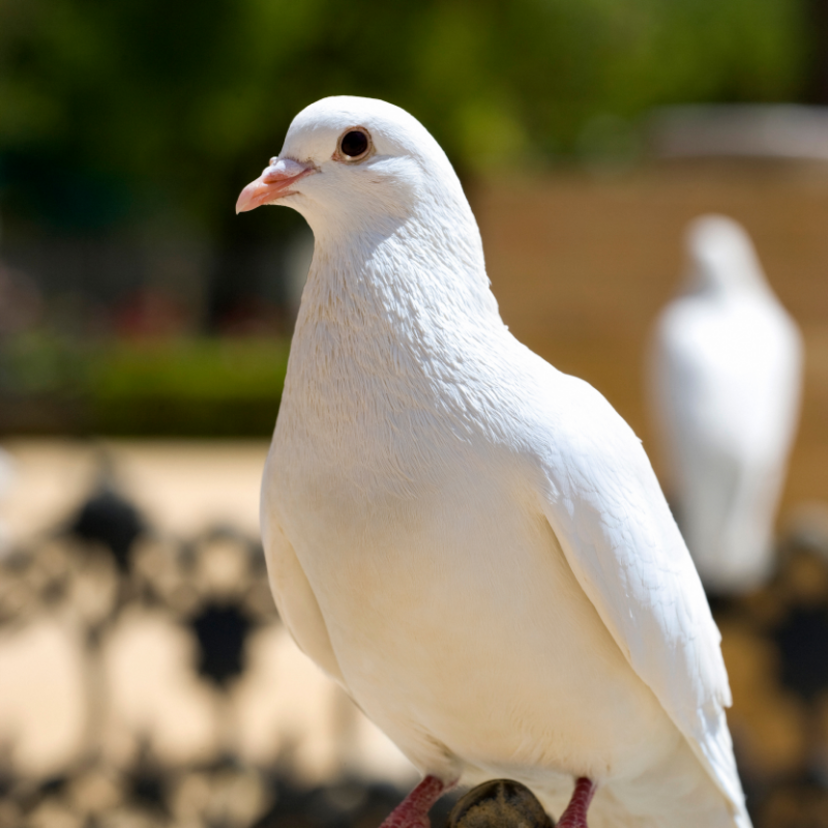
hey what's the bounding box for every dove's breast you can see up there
[266,397,683,788]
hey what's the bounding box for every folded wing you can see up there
[532,372,747,821]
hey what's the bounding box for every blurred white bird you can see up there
[238,97,752,828]
[649,216,803,596]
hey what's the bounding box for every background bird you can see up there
[648,215,803,596]
[237,96,752,828]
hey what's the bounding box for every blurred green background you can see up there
[0,0,825,437]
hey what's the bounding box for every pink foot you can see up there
[379,774,456,828]
[556,777,597,828]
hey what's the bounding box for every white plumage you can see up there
[238,97,752,827]
[649,216,803,595]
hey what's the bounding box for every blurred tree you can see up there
[0,0,814,326]
[805,0,828,102]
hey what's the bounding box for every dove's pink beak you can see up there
[236,158,315,213]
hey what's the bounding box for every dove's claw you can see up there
[379,774,455,828]
[556,777,597,828]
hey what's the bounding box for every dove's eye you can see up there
[338,128,372,162]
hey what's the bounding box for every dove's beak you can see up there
[236,158,315,213]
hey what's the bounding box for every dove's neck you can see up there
[289,212,505,385]
[279,212,512,485]
[276,212,509,470]
[686,248,772,297]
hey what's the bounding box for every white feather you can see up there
[255,97,753,827]
[649,216,803,594]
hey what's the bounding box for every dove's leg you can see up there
[556,777,597,828]
[380,774,456,828]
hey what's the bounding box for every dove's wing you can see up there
[531,370,746,819]
[261,460,346,688]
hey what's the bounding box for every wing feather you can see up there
[532,373,747,818]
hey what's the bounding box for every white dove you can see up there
[237,96,752,828]
[649,215,803,596]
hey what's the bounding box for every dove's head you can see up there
[236,96,475,242]
[684,214,766,293]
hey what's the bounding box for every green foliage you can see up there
[88,338,290,436]
[0,335,290,436]
[0,0,811,233]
